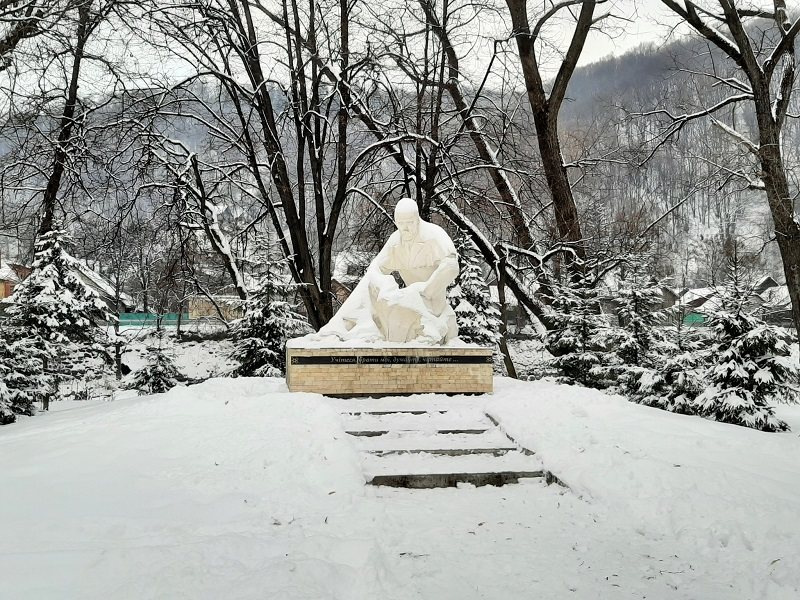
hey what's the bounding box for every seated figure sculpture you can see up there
[318,198,459,344]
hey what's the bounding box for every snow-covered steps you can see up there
[341,409,493,435]
[329,395,485,414]
[355,429,517,455]
[337,398,545,488]
[364,451,543,488]
[363,451,543,485]
[369,470,544,489]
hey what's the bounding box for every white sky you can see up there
[569,1,686,67]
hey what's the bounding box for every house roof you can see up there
[0,261,20,283]
[679,287,720,308]
[73,260,136,310]
[760,285,791,309]
[754,275,780,293]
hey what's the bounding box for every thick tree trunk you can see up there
[757,113,800,341]
[38,0,92,237]
[505,0,590,264]
[533,115,585,262]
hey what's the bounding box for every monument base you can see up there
[286,342,493,396]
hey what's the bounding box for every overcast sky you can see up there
[576,1,685,66]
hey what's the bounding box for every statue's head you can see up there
[394,198,420,242]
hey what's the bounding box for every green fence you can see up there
[119,313,190,327]
[682,312,706,326]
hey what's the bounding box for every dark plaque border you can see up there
[291,354,492,366]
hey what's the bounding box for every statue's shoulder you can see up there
[420,221,456,252]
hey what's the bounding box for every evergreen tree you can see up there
[5,227,115,407]
[611,275,665,367]
[128,344,182,395]
[692,253,798,432]
[449,233,501,347]
[0,332,50,424]
[626,290,714,414]
[630,350,705,415]
[0,381,14,425]
[544,272,612,387]
[600,270,676,392]
[696,311,796,431]
[229,262,310,377]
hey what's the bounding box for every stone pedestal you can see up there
[286,342,493,396]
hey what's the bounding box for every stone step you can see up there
[368,447,517,457]
[343,409,449,416]
[341,410,492,434]
[353,428,515,451]
[347,428,490,437]
[363,450,542,481]
[368,470,544,488]
[330,397,485,415]
[340,403,546,489]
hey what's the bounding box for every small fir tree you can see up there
[611,275,665,367]
[229,263,310,377]
[6,227,115,406]
[629,350,705,415]
[0,332,50,424]
[129,343,181,395]
[448,233,502,347]
[600,270,676,392]
[696,311,796,431]
[693,253,798,431]
[0,382,15,425]
[628,296,714,414]
[545,272,612,387]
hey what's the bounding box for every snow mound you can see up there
[0,379,379,599]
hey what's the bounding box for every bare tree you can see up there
[0,0,73,68]
[504,0,614,265]
[656,0,800,339]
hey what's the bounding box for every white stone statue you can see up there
[317,198,459,344]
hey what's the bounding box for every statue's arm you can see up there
[376,234,399,276]
[422,253,459,300]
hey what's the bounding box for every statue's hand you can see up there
[406,281,426,296]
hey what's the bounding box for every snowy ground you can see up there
[2,377,799,599]
[117,329,235,381]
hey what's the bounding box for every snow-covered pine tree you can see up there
[628,295,713,415]
[448,233,501,347]
[611,274,665,367]
[6,227,115,407]
[0,380,14,425]
[229,261,310,377]
[544,271,612,387]
[600,269,677,393]
[0,332,50,424]
[630,350,705,415]
[128,343,182,395]
[694,252,798,431]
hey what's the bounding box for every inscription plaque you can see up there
[291,355,492,366]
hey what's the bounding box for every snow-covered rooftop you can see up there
[74,260,136,309]
[679,286,720,306]
[0,261,22,283]
[760,285,791,308]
